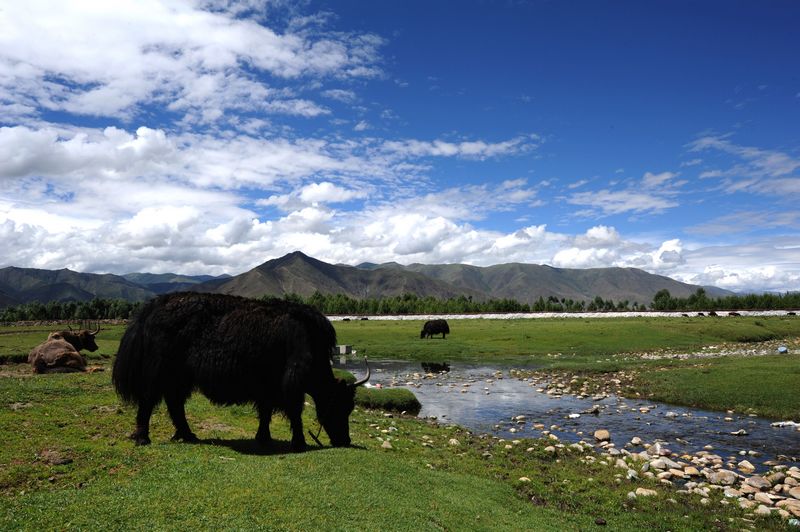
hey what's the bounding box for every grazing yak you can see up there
[420,319,450,339]
[28,325,100,374]
[112,292,369,451]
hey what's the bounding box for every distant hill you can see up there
[0,252,734,309]
[194,251,732,305]
[0,267,155,305]
[122,272,229,295]
[194,252,483,300]
[364,262,732,305]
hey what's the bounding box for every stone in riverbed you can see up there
[777,499,800,517]
[594,429,610,442]
[744,476,772,490]
[754,504,773,516]
[754,492,775,506]
[738,460,756,473]
[789,486,800,499]
[708,469,738,486]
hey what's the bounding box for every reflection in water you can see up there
[420,361,450,374]
[337,359,800,471]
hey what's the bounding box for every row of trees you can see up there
[651,288,800,311]
[0,288,797,322]
[0,299,142,322]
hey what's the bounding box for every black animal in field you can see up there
[112,292,369,451]
[420,319,450,339]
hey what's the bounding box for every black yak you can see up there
[112,292,369,451]
[28,325,100,374]
[420,319,450,339]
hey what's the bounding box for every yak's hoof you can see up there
[171,431,199,443]
[131,432,151,446]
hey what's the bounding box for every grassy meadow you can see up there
[1,315,799,530]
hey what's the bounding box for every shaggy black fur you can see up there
[420,319,450,339]
[112,292,363,451]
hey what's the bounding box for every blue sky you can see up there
[0,0,798,292]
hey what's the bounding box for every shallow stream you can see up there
[337,359,800,472]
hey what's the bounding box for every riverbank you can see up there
[0,364,791,530]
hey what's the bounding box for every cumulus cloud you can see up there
[0,0,383,124]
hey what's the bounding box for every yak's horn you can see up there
[352,356,370,387]
[90,323,101,336]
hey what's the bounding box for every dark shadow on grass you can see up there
[199,437,366,456]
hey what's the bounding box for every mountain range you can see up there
[0,251,732,308]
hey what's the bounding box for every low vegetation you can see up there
[0,365,782,530]
[1,316,799,529]
[2,286,799,322]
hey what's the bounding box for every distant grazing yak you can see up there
[112,292,369,451]
[28,325,100,374]
[420,319,450,339]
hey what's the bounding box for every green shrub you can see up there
[355,387,421,414]
[332,367,421,414]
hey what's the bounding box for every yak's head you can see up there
[316,358,370,447]
[48,325,100,352]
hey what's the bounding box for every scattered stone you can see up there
[448,438,460,446]
[755,505,773,516]
[744,476,772,490]
[708,470,738,486]
[630,436,642,446]
[723,487,742,498]
[519,477,531,482]
[594,429,610,442]
[635,487,658,497]
[684,466,700,477]
[738,460,756,473]
[381,440,393,450]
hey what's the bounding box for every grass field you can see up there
[0,365,780,531]
[1,316,799,529]
[334,315,799,364]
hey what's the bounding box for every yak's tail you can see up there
[112,301,162,404]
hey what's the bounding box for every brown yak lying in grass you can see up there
[28,326,100,374]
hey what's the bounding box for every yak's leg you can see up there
[285,393,307,452]
[131,400,157,445]
[166,392,198,443]
[255,403,274,447]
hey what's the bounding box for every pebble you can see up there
[594,429,610,442]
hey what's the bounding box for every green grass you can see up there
[631,353,800,419]
[335,315,800,365]
[0,367,777,531]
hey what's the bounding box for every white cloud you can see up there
[568,189,678,216]
[299,182,368,204]
[0,1,383,124]
[688,136,800,198]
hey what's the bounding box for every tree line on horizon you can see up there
[1,288,798,323]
